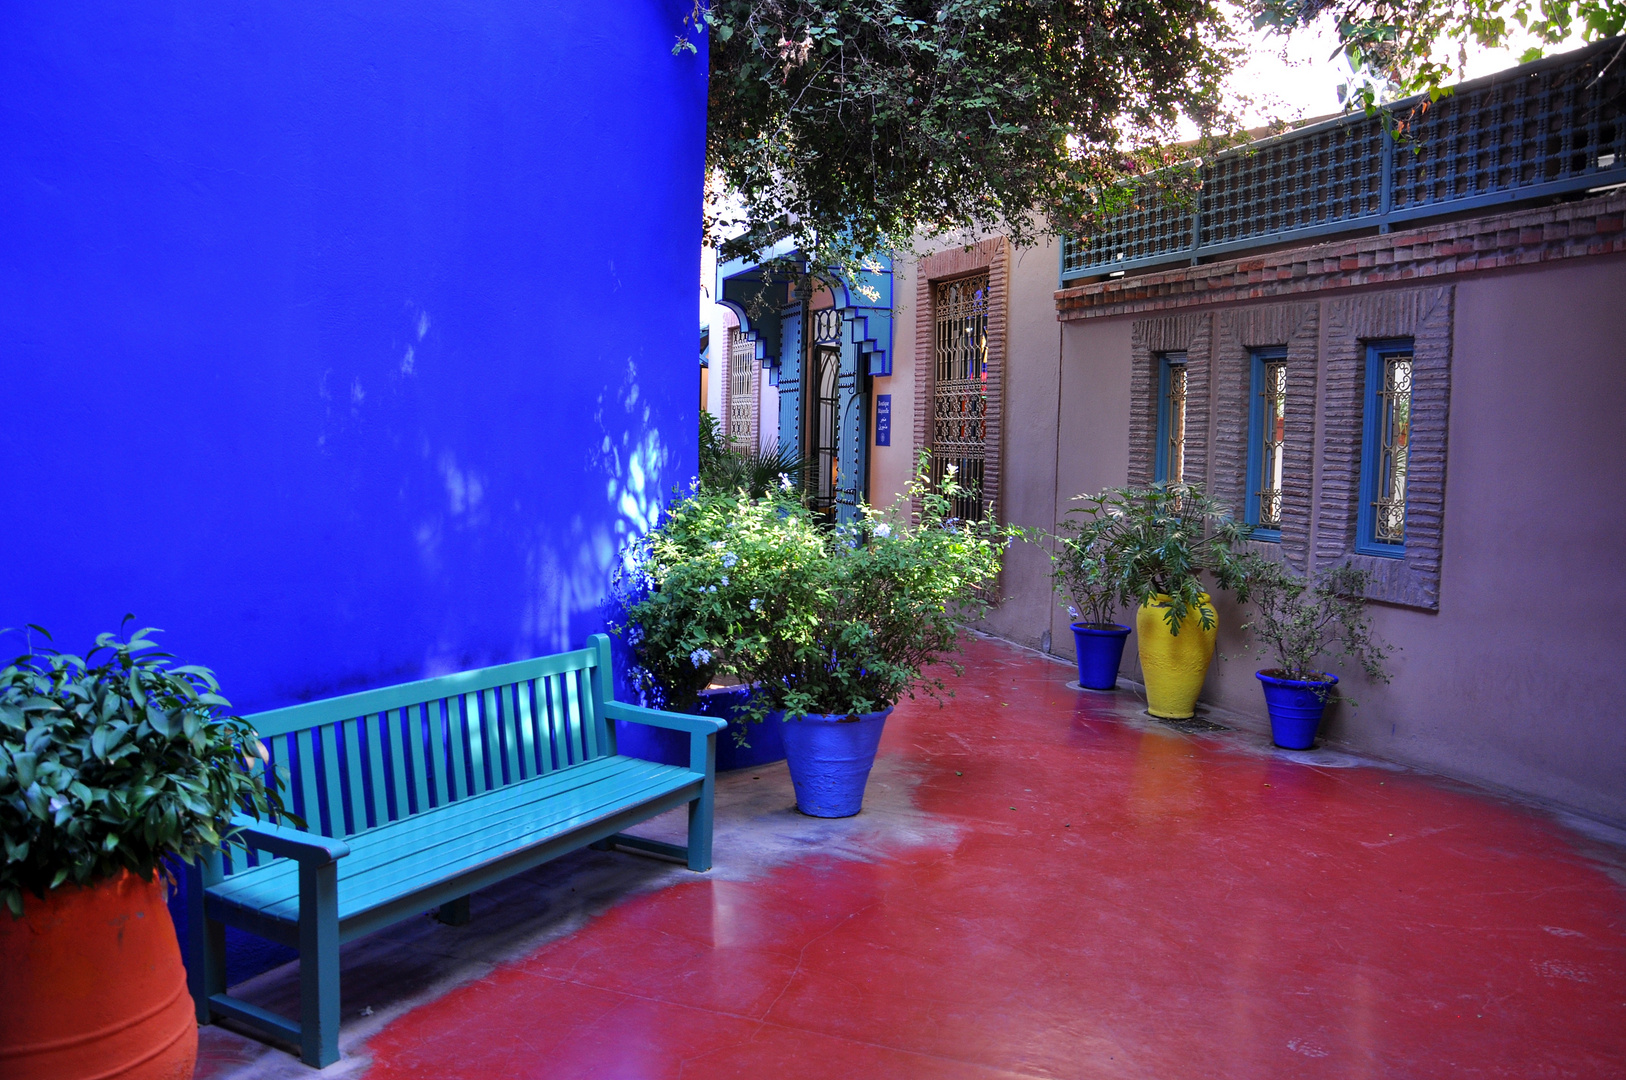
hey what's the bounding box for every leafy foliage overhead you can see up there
[691,0,1240,265]
[1253,0,1625,121]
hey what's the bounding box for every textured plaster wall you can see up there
[0,2,706,710]
[1042,257,1626,824]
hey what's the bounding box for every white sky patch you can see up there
[1205,11,1598,140]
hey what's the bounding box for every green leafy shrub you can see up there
[698,410,803,499]
[1,623,288,917]
[1048,498,1126,628]
[1239,559,1393,686]
[1065,483,1253,635]
[613,455,1017,728]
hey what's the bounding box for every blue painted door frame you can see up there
[717,249,893,523]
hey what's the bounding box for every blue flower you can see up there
[690,648,713,667]
[721,551,738,569]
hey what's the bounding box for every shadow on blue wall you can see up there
[2,1,704,984]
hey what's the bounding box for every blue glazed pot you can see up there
[1070,622,1131,690]
[778,707,893,818]
[1256,670,1339,749]
[616,685,786,772]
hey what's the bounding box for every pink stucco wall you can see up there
[890,237,1626,825]
[1050,256,1626,824]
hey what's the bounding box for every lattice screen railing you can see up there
[1062,38,1626,280]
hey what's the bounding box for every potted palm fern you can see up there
[1069,483,1252,719]
[1,622,287,1080]
[1239,559,1393,749]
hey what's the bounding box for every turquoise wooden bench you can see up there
[183,633,724,1067]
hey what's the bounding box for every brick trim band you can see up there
[1128,313,1212,489]
[1212,303,1319,571]
[1056,191,1625,321]
[1316,286,1453,610]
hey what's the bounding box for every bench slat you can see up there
[515,681,539,780]
[213,757,672,907]
[295,727,320,831]
[386,709,409,819]
[332,765,693,915]
[211,757,696,924]
[362,713,387,829]
[580,667,603,762]
[245,648,600,737]
[445,695,469,801]
[319,724,345,836]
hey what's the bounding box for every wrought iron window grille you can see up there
[811,307,842,344]
[808,344,842,518]
[727,329,757,449]
[1246,349,1289,539]
[1155,353,1189,485]
[931,275,990,522]
[1061,38,1626,282]
[1357,340,1414,556]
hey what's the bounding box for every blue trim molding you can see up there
[1154,352,1187,484]
[716,247,894,380]
[1356,338,1413,558]
[1245,346,1287,542]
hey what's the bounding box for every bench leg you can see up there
[185,855,227,1025]
[298,860,342,1068]
[435,895,471,926]
[687,731,717,872]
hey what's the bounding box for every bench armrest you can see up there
[229,815,351,865]
[604,700,727,735]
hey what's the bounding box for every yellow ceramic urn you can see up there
[1136,593,1218,719]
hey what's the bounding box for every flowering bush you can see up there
[611,455,1018,728]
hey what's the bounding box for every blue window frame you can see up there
[1357,339,1413,557]
[1245,348,1288,541]
[1154,352,1188,484]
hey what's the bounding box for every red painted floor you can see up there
[198,636,1626,1079]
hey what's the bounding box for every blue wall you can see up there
[1,3,704,709]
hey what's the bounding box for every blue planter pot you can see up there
[1257,670,1339,749]
[1070,622,1131,690]
[616,685,786,772]
[778,708,893,818]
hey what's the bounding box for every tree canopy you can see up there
[1257,0,1625,120]
[692,0,1239,266]
[689,0,1625,265]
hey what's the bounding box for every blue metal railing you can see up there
[1061,37,1626,282]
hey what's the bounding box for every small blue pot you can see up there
[1257,670,1339,750]
[778,707,893,818]
[1070,622,1131,690]
[616,685,786,772]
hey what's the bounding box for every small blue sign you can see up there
[875,394,891,446]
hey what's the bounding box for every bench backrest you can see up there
[244,634,618,839]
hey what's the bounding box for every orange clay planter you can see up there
[0,870,196,1080]
[1136,593,1218,720]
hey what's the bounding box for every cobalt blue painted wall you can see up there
[1,2,704,704]
[2,3,704,984]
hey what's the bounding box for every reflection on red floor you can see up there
[260,637,1626,1078]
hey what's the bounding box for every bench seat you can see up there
[207,755,702,942]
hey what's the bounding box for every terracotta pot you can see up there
[1135,593,1218,719]
[0,869,197,1080]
